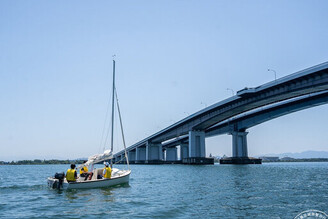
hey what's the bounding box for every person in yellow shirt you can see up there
[80,161,93,181]
[103,162,112,179]
[66,164,77,182]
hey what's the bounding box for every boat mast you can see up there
[110,58,116,168]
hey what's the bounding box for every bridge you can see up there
[112,61,328,164]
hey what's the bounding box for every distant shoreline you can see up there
[262,158,328,163]
[213,157,328,163]
[2,158,328,165]
[0,159,85,165]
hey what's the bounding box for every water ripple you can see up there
[0,163,328,218]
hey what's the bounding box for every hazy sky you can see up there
[1,0,328,161]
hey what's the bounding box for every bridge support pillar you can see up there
[181,131,214,164]
[128,150,136,164]
[232,131,248,158]
[135,146,146,164]
[189,131,206,158]
[180,143,189,160]
[220,131,261,164]
[166,147,178,162]
[146,142,163,164]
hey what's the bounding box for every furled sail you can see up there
[78,149,112,169]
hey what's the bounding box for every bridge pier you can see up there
[232,131,248,157]
[146,142,163,164]
[135,146,146,164]
[183,131,214,164]
[220,131,261,164]
[128,150,136,164]
[180,143,189,160]
[189,131,206,157]
[166,147,178,162]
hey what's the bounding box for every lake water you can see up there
[0,162,328,218]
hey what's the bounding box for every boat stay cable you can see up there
[114,87,130,170]
[99,88,112,153]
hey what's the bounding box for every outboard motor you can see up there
[54,172,65,189]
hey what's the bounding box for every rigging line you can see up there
[103,85,115,151]
[113,105,120,152]
[114,87,130,170]
[99,88,112,153]
[103,103,113,152]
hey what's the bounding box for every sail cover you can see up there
[79,149,113,168]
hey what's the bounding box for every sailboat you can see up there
[47,59,131,189]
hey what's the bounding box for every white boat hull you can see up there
[48,169,131,190]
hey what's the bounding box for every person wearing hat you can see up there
[66,164,77,182]
[103,162,112,179]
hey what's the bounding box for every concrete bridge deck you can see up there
[113,61,328,165]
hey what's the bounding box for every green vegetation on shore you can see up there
[262,158,328,162]
[0,159,85,165]
[212,157,328,163]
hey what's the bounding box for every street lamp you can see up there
[226,88,234,96]
[268,69,277,81]
[200,102,207,108]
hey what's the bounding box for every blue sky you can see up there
[1,0,328,161]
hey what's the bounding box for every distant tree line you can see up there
[212,157,328,163]
[0,159,85,165]
[265,158,328,162]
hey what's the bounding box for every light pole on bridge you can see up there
[268,69,277,82]
[226,88,234,96]
[200,102,207,108]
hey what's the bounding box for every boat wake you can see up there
[0,184,47,191]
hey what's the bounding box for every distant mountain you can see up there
[260,150,328,159]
